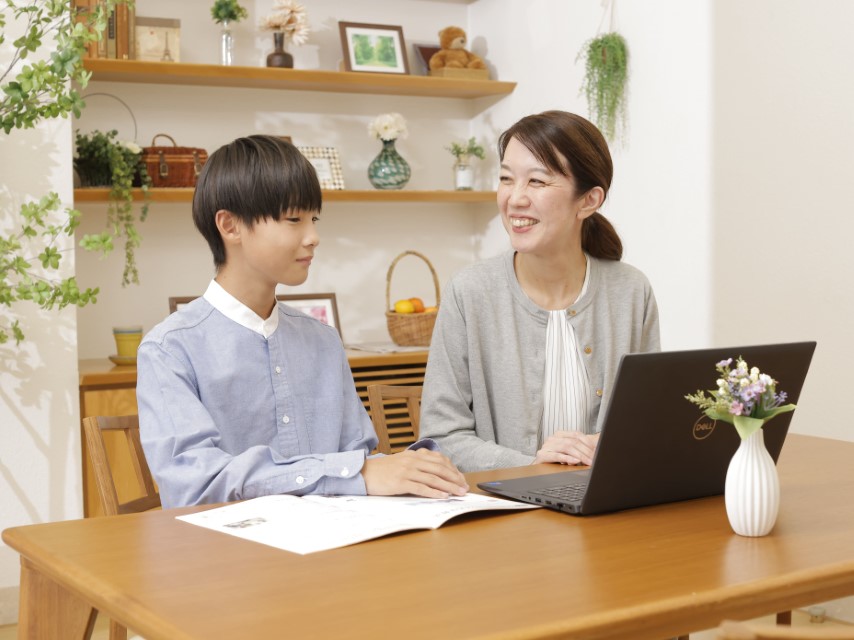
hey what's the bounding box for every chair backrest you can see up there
[82,415,161,516]
[366,384,422,454]
[716,620,854,640]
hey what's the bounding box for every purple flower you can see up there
[717,358,733,368]
[730,401,744,416]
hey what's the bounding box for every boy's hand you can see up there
[362,449,469,498]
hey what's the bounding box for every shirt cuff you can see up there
[407,437,440,452]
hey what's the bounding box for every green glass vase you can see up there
[368,139,411,190]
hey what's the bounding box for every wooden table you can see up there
[5,434,854,640]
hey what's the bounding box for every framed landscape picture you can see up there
[339,22,409,75]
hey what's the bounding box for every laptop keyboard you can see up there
[532,484,587,502]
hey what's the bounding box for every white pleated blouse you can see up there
[541,257,592,440]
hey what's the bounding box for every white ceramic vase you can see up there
[724,428,780,536]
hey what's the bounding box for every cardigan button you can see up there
[569,309,577,316]
[584,346,592,355]
[596,389,603,397]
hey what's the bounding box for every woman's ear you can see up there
[576,186,605,220]
[215,209,241,246]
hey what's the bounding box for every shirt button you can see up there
[569,309,577,316]
[596,389,603,397]
[584,346,592,355]
[282,415,290,424]
[295,476,305,484]
[275,366,281,374]
[340,467,349,477]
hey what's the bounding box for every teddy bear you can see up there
[429,26,486,70]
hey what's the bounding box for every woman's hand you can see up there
[363,449,469,498]
[534,431,599,466]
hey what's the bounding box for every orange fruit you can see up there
[393,299,415,314]
[423,306,438,313]
[409,297,425,313]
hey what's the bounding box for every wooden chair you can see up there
[366,384,423,454]
[716,619,854,639]
[82,415,160,640]
[82,415,160,517]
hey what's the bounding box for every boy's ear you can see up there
[215,209,242,246]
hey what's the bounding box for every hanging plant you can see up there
[578,32,629,144]
[74,129,151,287]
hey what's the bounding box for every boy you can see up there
[137,135,467,508]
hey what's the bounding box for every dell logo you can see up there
[693,416,717,440]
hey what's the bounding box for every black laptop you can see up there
[478,341,816,515]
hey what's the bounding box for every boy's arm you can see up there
[137,342,371,509]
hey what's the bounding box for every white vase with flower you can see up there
[686,357,797,537]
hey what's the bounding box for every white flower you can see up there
[260,0,310,46]
[123,141,142,154]
[368,112,408,141]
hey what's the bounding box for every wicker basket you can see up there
[385,250,441,347]
[142,134,208,188]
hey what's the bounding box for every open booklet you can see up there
[177,493,539,555]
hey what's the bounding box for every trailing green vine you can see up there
[74,129,151,286]
[578,32,629,144]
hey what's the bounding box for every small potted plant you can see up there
[74,129,152,286]
[445,137,485,191]
[211,0,249,66]
[578,32,629,145]
[260,0,310,68]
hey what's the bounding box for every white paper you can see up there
[177,493,538,555]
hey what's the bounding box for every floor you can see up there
[0,608,851,639]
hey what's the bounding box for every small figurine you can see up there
[429,26,486,71]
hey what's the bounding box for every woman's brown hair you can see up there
[498,110,622,260]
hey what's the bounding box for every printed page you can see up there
[177,493,537,555]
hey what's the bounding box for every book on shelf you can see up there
[177,492,539,555]
[106,5,116,59]
[115,3,128,60]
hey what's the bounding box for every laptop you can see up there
[478,341,816,515]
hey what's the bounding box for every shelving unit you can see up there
[74,187,497,203]
[83,59,516,99]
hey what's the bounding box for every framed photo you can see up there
[169,294,341,338]
[297,146,345,190]
[412,43,440,75]
[279,293,341,337]
[135,17,180,62]
[338,22,409,75]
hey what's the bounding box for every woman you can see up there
[420,111,660,472]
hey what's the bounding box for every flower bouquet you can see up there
[368,112,408,142]
[685,357,796,439]
[261,0,310,46]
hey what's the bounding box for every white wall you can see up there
[713,0,854,443]
[0,18,82,623]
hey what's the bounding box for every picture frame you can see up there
[412,43,440,75]
[168,293,342,338]
[135,17,181,63]
[297,146,345,190]
[338,21,410,75]
[278,293,341,337]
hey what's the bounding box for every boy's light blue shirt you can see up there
[137,281,377,508]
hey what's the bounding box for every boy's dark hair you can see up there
[192,135,322,268]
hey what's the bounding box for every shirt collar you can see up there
[203,280,279,338]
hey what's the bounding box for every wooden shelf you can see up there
[83,59,516,99]
[74,188,496,204]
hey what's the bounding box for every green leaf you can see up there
[733,415,766,440]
